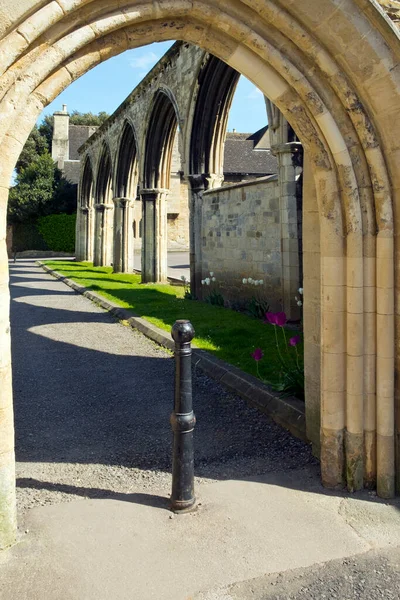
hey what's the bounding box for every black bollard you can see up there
[170,319,196,513]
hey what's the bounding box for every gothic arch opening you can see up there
[144,90,179,191]
[112,121,138,273]
[76,156,94,261]
[80,157,94,208]
[93,143,113,267]
[0,1,399,548]
[189,55,240,182]
[116,121,138,199]
[141,89,182,282]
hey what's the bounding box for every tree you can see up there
[15,126,48,174]
[70,110,109,126]
[37,110,109,145]
[8,152,57,223]
[9,109,109,224]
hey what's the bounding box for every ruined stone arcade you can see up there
[75,42,300,314]
[0,0,400,549]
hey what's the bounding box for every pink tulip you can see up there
[251,348,264,361]
[289,335,301,347]
[265,311,287,327]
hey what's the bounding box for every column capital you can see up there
[271,141,303,157]
[80,204,95,213]
[140,188,169,200]
[112,196,135,208]
[187,174,207,193]
[94,202,114,211]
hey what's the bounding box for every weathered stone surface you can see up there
[0,0,399,547]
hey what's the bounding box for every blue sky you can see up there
[40,42,267,133]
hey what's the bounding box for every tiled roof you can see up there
[224,128,277,175]
[69,125,98,160]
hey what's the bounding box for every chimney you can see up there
[52,105,70,168]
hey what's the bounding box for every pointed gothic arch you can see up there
[143,89,179,190]
[116,121,138,199]
[189,55,240,184]
[0,0,399,548]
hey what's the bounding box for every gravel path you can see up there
[10,260,316,514]
[210,547,400,600]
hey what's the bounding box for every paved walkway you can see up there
[1,260,400,600]
[134,250,190,280]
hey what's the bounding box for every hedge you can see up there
[37,213,76,253]
[12,220,49,253]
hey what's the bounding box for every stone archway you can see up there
[141,89,180,282]
[187,55,240,298]
[76,155,94,262]
[93,142,113,267]
[0,0,400,549]
[113,121,138,273]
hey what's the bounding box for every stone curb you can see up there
[38,262,307,443]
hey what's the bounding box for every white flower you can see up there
[298,288,303,295]
[295,296,298,301]
[211,277,216,282]
[242,278,248,284]
[297,300,302,307]
[205,278,211,285]
[259,280,264,285]
[201,280,205,285]
[248,277,253,283]
[209,272,214,277]
[254,280,259,286]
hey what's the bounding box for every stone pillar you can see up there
[0,211,16,548]
[76,207,95,262]
[302,153,321,457]
[188,175,207,300]
[140,189,168,283]
[206,173,224,189]
[273,142,303,321]
[86,206,95,263]
[93,203,114,267]
[113,197,135,273]
[75,207,86,261]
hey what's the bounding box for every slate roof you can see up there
[69,125,98,160]
[224,128,277,175]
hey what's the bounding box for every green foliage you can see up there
[205,289,225,306]
[37,213,76,253]
[8,152,57,223]
[247,296,270,320]
[42,261,287,382]
[255,321,304,401]
[9,109,108,224]
[69,110,109,126]
[37,115,54,149]
[15,126,49,174]
[12,220,48,253]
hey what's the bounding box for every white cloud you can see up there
[246,87,263,100]
[130,51,160,70]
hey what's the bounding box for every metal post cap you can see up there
[171,320,195,343]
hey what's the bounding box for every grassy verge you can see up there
[43,261,301,382]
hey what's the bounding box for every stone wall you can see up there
[201,176,283,310]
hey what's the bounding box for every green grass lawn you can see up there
[44,261,302,383]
